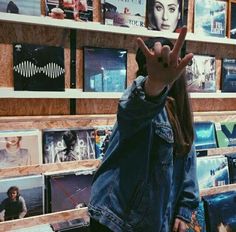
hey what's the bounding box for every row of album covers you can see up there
[11,42,236,92]
[0,121,236,230]
[0,0,236,39]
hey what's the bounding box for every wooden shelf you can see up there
[200,183,236,197]
[0,13,236,46]
[1,87,236,99]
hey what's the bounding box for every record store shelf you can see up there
[0,13,236,46]
[0,87,236,99]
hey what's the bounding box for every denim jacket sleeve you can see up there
[117,76,168,141]
[176,145,200,223]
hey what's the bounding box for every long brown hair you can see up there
[135,37,194,156]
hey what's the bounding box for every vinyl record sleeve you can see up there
[196,155,230,190]
[221,58,236,92]
[0,0,41,16]
[186,54,216,92]
[104,0,146,27]
[194,0,227,37]
[83,47,127,92]
[43,128,96,164]
[203,191,236,232]
[0,175,44,219]
[0,129,42,168]
[13,43,65,91]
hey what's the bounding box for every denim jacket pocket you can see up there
[153,121,174,144]
[126,180,150,228]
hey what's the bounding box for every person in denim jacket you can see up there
[88,27,200,232]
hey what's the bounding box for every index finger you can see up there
[171,26,187,56]
[136,37,152,58]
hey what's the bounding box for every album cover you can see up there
[147,0,186,32]
[186,54,216,92]
[83,47,127,92]
[225,153,236,183]
[221,58,236,92]
[229,0,236,39]
[13,43,65,91]
[194,121,217,151]
[196,155,230,190]
[202,191,236,232]
[104,0,146,27]
[51,219,90,232]
[95,125,113,159]
[12,224,53,232]
[45,170,94,213]
[194,0,227,37]
[0,129,42,169]
[0,175,44,221]
[0,0,41,16]
[43,128,96,164]
[187,201,206,232]
[215,121,236,147]
[45,0,93,21]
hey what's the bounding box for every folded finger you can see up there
[161,45,171,67]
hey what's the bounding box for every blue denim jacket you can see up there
[88,76,200,232]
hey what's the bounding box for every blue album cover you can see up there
[46,171,94,212]
[221,59,236,92]
[187,201,206,232]
[13,43,65,91]
[215,122,236,147]
[230,1,236,39]
[43,128,96,163]
[95,125,113,159]
[186,54,216,92]
[203,191,236,232]
[0,0,41,16]
[194,0,226,38]
[83,47,127,92]
[225,153,236,184]
[194,121,217,151]
[196,155,229,190]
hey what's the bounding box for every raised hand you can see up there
[136,26,193,96]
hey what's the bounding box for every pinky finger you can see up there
[177,53,193,72]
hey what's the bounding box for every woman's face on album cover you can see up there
[152,0,180,32]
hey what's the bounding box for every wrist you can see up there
[144,77,167,97]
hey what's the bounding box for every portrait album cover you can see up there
[0,129,42,169]
[13,43,65,91]
[45,170,95,213]
[45,0,93,21]
[193,121,217,151]
[186,201,206,232]
[196,155,230,190]
[147,0,186,33]
[229,0,236,39]
[103,0,146,27]
[186,54,216,92]
[94,125,113,159]
[0,0,41,16]
[225,153,236,183]
[202,191,236,232]
[0,174,44,219]
[221,58,236,92]
[83,47,127,92]
[51,218,90,232]
[194,0,226,37]
[43,128,96,164]
[11,224,53,232]
[215,121,236,147]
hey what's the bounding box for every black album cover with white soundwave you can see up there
[13,43,65,91]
